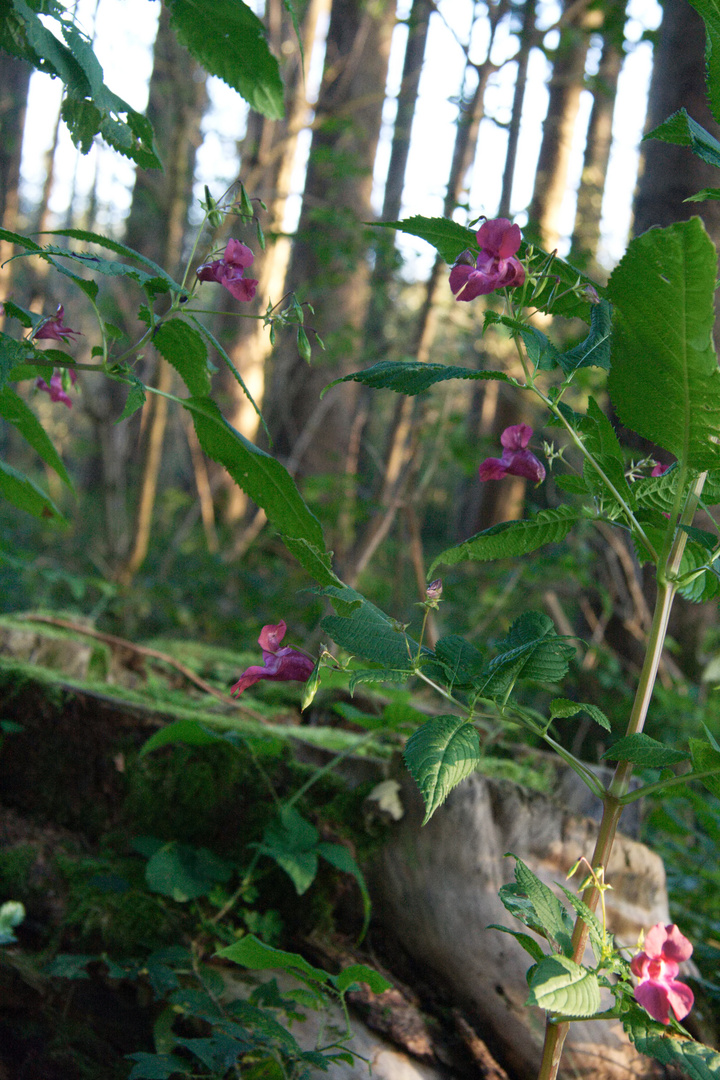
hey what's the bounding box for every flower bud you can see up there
[426,579,443,601]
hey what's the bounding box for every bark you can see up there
[527,0,599,251]
[113,4,207,582]
[570,32,623,265]
[498,0,537,219]
[262,0,396,477]
[219,0,331,523]
[0,54,32,327]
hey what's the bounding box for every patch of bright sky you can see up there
[18,0,661,276]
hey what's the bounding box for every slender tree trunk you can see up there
[527,0,598,250]
[262,0,396,477]
[0,55,32,329]
[570,30,623,264]
[112,5,207,583]
[219,0,331,523]
[498,0,537,219]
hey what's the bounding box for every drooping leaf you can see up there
[153,319,211,397]
[601,733,689,767]
[526,955,601,1017]
[216,934,331,986]
[429,507,581,575]
[510,856,574,956]
[0,386,72,486]
[624,1003,720,1079]
[325,360,513,397]
[608,219,720,471]
[116,376,147,423]
[645,108,720,168]
[403,715,481,824]
[0,459,64,521]
[167,0,284,119]
[549,698,611,732]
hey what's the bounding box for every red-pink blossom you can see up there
[230,620,315,697]
[34,304,81,342]
[197,238,258,302]
[651,462,671,477]
[36,368,78,409]
[449,218,525,301]
[478,424,545,484]
[631,923,694,1025]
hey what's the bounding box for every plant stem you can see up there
[536,472,706,1080]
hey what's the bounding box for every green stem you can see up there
[536,472,706,1080]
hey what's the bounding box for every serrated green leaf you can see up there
[325,360,512,397]
[429,506,581,575]
[601,733,689,767]
[555,884,605,959]
[216,934,331,985]
[498,881,551,938]
[167,0,284,119]
[46,229,185,292]
[518,325,561,371]
[487,924,547,964]
[689,737,720,799]
[624,1003,720,1079]
[479,611,575,698]
[688,0,720,124]
[0,386,72,486]
[347,668,412,691]
[645,108,720,168]
[679,524,718,550]
[686,187,720,202]
[0,333,35,390]
[153,319,210,396]
[403,715,481,824]
[375,215,477,263]
[281,536,341,588]
[511,856,574,956]
[0,458,64,521]
[189,315,266,435]
[556,299,612,372]
[43,244,170,295]
[432,635,485,689]
[117,377,147,423]
[549,698,611,731]
[526,955,601,1016]
[320,585,418,668]
[608,219,720,471]
[181,397,332,582]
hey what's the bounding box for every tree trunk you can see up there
[527,0,599,251]
[112,4,207,582]
[219,0,331,524]
[570,22,624,265]
[0,55,32,328]
[262,0,396,477]
[498,0,537,219]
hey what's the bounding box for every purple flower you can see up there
[230,620,315,697]
[651,462,671,477]
[449,218,526,301]
[631,923,694,1025]
[34,304,81,342]
[197,238,258,302]
[478,424,545,484]
[36,368,78,409]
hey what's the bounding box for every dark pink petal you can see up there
[477,218,522,259]
[449,263,478,300]
[478,457,509,480]
[644,924,672,958]
[224,238,254,268]
[230,664,274,696]
[35,304,81,342]
[651,462,671,477]
[221,269,258,302]
[274,648,315,682]
[635,979,673,1024]
[259,621,287,652]
[664,978,694,1021]
[501,424,532,450]
[36,373,73,408]
[659,924,693,963]
[196,259,225,283]
[502,449,546,484]
[495,256,525,289]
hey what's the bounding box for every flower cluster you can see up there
[230,621,314,697]
[631,923,694,1025]
[196,238,258,302]
[450,218,525,301]
[478,424,545,485]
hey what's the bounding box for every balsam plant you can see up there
[4,1,720,1079]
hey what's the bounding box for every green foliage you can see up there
[1,0,161,167]
[0,458,64,522]
[167,0,285,120]
[526,955,601,1017]
[624,1004,720,1078]
[602,733,690,767]
[142,840,234,903]
[645,109,720,172]
[429,507,582,573]
[608,218,720,470]
[217,933,390,995]
[479,611,576,698]
[403,715,481,824]
[320,585,418,669]
[555,299,612,373]
[0,385,73,487]
[153,320,211,397]
[326,360,513,396]
[549,698,611,732]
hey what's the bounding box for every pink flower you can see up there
[197,238,258,302]
[36,368,78,409]
[478,424,545,484]
[449,218,525,301]
[230,620,315,697]
[651,462,671,477]
[631,923,694,1025]
[34,305,81,342]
